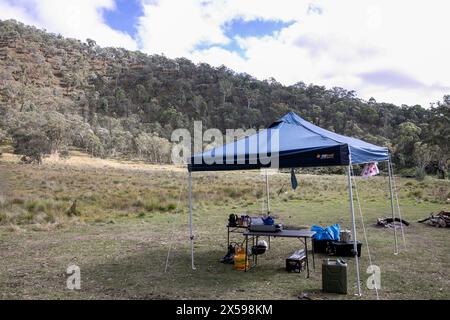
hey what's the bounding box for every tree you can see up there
[394,122,422,167]
[0,128,6,144]
[12,127,51,164]
[426,98,450,178]
[218,79,233,104]
[135,132,171,163]
[86,38,96,48]
[0,128,6,156]
[432,146,449,179]
[10,111,71,164]
[413,142,434,180]
[44,111,70,152]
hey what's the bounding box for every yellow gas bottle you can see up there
[234,246,249,271]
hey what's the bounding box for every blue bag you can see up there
[311,224,340,241]
[262,216,274,225]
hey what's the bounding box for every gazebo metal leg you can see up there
[188,171,196,270]
[347,165,361,296]
[387,158,399,255]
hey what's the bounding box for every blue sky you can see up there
[0,0,448,107]
[105,1,293,41]
[196,19,295,57]
[104,0,142,37]
[223,19,294,38]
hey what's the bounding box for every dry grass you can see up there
[0,150,449,300]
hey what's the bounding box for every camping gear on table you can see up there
[250,217,264,225]
[249,215,282,232]
[322,258,348,294]
[249,223,283,232]
[239,215,251,227]
[228,214,251,227]
[286,249,306,273]
[262,215,275,225]
[311,224,340,253]
[233,245,249,271]
[228,214,239,227]
[339,229,352,242]
[331,240,362,257]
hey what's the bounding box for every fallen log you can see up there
[418,211,450,228]
[377,217,409,228]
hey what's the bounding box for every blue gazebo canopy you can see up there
[189,112,389,171]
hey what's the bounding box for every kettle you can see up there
[262,215,274,225]
[228,214,238,227]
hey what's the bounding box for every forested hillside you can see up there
[0,20,448,178]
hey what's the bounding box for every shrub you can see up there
[409,189,423,199]
[414,167,426,181]
[0,211,6,223]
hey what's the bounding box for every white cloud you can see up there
[137,0,449,106]
[137,0,230,57]
[0,0,38,26]
[189,46,245,71]
[1,0,449,106]
[0,0,137,49]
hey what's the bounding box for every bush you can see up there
[0,128,7,151]
[13,128,51,164]
[414,167,426,181]
[10,111,71,164]
[59,147,70,159]
[409,189,423,199]
[135,132,171,163]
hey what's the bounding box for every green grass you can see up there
[0,152,449,300]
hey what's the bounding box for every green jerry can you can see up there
[322,258,347,294]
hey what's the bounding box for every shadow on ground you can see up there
[80,246,330,300]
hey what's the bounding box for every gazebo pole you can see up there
[387,158,399,255]
[188,171,196,270]
[265,169,270,213]
[347,165,362,296]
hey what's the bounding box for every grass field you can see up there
[0,150,449,300]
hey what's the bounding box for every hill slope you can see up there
[0,20,448,175]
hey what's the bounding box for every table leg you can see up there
[311,238,315,270]
[305,237,310,278]
[255,236,258,267]
[244,234,248,272]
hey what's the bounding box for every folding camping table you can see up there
[227,222,271,248]
[242,229,316,278]
[227,225,248,247]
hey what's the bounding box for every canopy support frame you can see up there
[347,162,362,296]
[387,158,399,255]
[188,171,196,270]
[265,169,270,213]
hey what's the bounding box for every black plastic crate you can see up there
[313,239,333,254]
[286,249,306,273]
[331,241,362,257]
